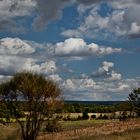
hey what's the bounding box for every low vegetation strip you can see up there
[72,128,140,140]
[38,119,140,140]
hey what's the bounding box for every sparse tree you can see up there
[0,72,63,140]
[128,88,140,116]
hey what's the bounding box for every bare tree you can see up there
[0,72,63,140]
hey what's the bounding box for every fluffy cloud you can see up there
[47,74,62,83]
[62,77,96,92]
[0,0,36,17]
[0,37,59,76]
[62,8,126,39]
[0,56,58,76]
[95,81,129,93]
[21,59,57,75]
[92,61,122,81]
[62,79,76,91]
[92,61,113,77]
[0,0,71,32]
[1,0,140,37]
[62,1,140,39]
[60,60,139,100]
[108,71,122,81]
[129,22,140,34]
[0,0,36,33]
[0,37,35,55]
[77,0,140,7]
[62,75,140,100]
[0,55,26,75]
[54,38,122,57]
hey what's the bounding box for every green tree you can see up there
[0,72,63,140]
[82,111,89,120]
[128,88,140,116]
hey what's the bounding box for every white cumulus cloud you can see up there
[92,61,122,81]
[62,1,140,39]
[54,38,122,57]
[21,59,57,75]
[0,37,35,55]
[47,74,62,82]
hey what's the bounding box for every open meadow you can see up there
[72,128,140,140]
[1,119,140,140]
[38,119,140,140]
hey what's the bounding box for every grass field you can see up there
[0,119,140,140]
[72,128,140,140]
[0,123,19,140]
[0,120,111,140]
[61,119,111,130]
[38,119,140,140]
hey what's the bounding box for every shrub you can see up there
[63,117,67,121]
[102,115,109,119]
[77,115,82,120]
[97,114,109,119]
[55,115,60,120]
[82,111,89,120]
[91,114,96,119]
[119,112,127,121]
[67,115,70,120]
[45,120,62,132]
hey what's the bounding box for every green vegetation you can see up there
[44,120,62,132]
[129,88,140,116]
[82,111,89,120]
[63,101,133,113]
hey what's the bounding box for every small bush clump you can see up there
[82,111,89,120]
[91,114,96,119]
[97,114,109,119]
[45,120,62,132]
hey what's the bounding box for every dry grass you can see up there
[72,128,140,140]
[38,119,140,140]
[0,123,20,140]
[0,119,140,140]
[61,119,110,130]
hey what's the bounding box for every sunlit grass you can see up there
[61,119,111,130]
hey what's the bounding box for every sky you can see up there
[0,0,140,101]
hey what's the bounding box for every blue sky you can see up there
[0,0,140,101]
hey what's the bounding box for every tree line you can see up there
[63,101,133,113]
